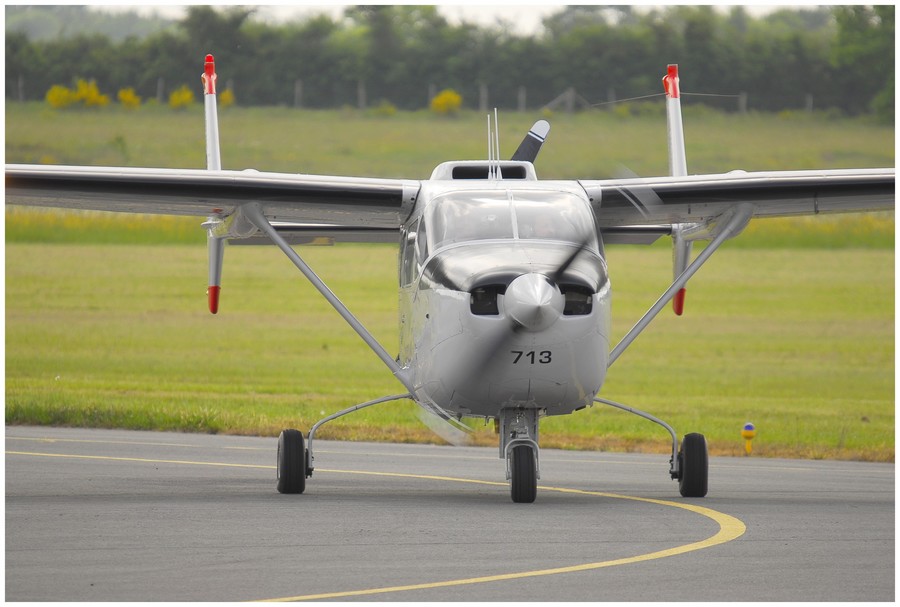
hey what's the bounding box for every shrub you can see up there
[369,99,397,118]
[45,79,109,109]
[74,79,109,107]
[117,87,141,109]
[219,88,235,108]
[45,84,76,109]
[168,85,195,110]
[430,89,462,116]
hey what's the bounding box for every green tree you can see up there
[4,4,895,118]
[832,5,894,121]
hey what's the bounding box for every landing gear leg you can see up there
[499,408,540,503]
[276,394,412,495]
[595,397,708,497]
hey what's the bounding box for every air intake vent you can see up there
[562,286,593,316]
[452,165,529,180]
[429,161,538,180]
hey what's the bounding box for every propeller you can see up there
[458,235,596,391]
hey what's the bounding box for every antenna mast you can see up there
[494,108,502,180]
[487,109,503,180]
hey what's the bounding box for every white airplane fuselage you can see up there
[398,167,611,420]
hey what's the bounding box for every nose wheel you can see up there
[510,444,538,503]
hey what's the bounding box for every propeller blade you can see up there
[511,120,550,163]
[549,234,594,285]
[613,165,665,219]
[415,407,473,446]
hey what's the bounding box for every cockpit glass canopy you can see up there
[428,190,597,252]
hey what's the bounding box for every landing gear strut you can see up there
[595,397,708,498]
[276,394,412,495]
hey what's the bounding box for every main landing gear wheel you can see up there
[276,429,307,494]
[510,445,537,503]
[677,432,708,498]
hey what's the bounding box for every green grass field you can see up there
[5,103,895,461]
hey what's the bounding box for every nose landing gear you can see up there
[499,408,540,503]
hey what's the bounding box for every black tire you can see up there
[276,429,306,494]
[510,445,537,503]
[678,433,708,498]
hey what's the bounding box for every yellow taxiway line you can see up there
[7,449,746,601]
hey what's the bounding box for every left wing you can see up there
[581,168,895,228]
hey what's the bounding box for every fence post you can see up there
[357,80,366,109]
[518,86,526,112]
[294,79,303,108]
[565,87,575,113]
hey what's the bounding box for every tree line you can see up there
[5,5,894,121]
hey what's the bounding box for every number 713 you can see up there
[511,350,552,364]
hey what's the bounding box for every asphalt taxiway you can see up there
[5,426,894,601]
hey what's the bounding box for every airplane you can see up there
[5,57,894,503]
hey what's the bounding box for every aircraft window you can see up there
[512,192,597,247]
[400,219,418,286]
[416,217,429,263]
[429,197,513,250]
[425,191,597,252]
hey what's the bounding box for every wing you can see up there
[5,164,420,240]
[6,164,894,238]
[580,168,894,228]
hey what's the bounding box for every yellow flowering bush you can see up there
[430,89,462,116]
[117,87,141,109]
[74,79,110,107]
[168,85,195,110]
[45,79,109,109]
[219,88,235,108]
[46,84,77,109]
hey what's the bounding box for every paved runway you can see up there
[5,426,894,601]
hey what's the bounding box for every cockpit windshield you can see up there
[429,195,514,250]
[427,190,597,252]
